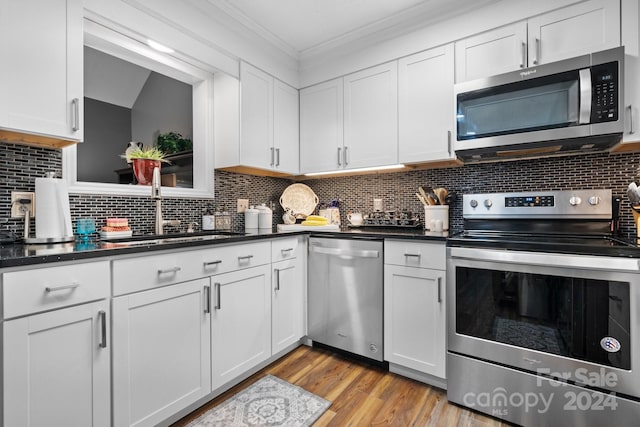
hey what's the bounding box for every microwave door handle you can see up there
[578,68,592,124]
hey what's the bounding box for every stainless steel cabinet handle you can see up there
[276,148,280,166]
[158,266,181,275]
[98,310,107,348]
[281,248,294,255]
[203,260,222,267]
[520,41,526,68]
[310,246,379,258]
[629,105,635,134]
[447,130,452,155]
[437,277,442,303]
[344,146,349,165]
[214,282,221,310]
[533,38,540,65]
[404,253,421,258]
[204,285,211,314]
[71,98,80,132]
[337,147,342,166]
[274,268,280,291]
[238,254,254,261]
[270,147,275,166]
[45,283,80,292]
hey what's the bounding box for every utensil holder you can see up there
[424,205,449,231]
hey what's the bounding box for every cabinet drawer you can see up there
[3,261,110,319]
[195,241,270,276]
[225,241,271,270]
[271,237,300,262]
[384,240,446,270]
[113,250,202,296]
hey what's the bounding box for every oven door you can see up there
[447,246,640,398]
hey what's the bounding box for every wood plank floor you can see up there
[171,345,513,426]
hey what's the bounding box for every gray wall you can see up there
[78,98,132,184]
[131,72,193,147]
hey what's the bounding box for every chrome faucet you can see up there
[152,167,163,235]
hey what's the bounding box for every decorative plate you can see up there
[280,183,319,217]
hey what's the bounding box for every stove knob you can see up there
[569,196,582,206]
[470,199,478,208]
[484,199,493,208]
[588,196,601,205]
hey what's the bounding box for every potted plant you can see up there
[157,131,192,154]
[123,145,170,185]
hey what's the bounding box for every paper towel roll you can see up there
[35,177,73,239]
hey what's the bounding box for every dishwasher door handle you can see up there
[309,246,379,258]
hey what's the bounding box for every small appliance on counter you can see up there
[24,172,74,244]
[350,210,421,229]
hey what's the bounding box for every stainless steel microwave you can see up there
[454,47,624,162]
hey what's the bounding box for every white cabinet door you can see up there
[0,0,83,141]
[528,0,620,66]
[112,279,211,427]
[211,264,271,390]
[299,78,344,174]
[399,44,455,163]
[384,265,446,379]
[4,300,110,427]
[273,79,300,174]
[622,0,640,144]
[240,62,274,170]
[272,257,305,354]
[455,21,527,82]
[344,62,398,169]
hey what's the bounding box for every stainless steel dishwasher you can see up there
[308,236,383,361]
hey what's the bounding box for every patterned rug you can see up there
[186,375,331,427]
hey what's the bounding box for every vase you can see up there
[132,159,161,185]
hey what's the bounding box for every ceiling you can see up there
[207,0,495,58]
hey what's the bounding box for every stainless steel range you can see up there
[447,189,640,426]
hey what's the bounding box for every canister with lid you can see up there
[256,204,273,229]
[244,206,259,231]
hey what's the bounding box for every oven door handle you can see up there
[448,247,640,272]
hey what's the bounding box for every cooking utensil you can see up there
[434,188,448,205]
[419,186,439,205]
[416,192,428,206]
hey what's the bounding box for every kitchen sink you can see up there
[101,230,245,247]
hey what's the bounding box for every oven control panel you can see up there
[464,189,612,219]
[505,195,554,207]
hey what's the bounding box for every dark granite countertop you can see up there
[0,227,450,268]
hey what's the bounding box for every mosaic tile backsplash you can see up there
[1,142,640,239]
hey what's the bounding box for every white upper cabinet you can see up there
[455,0,620,82]
[399,44,455,163]
[240,62,273,171]
[273,79,300,174]
[455,22,528,83]
[527,0,620,66]
[299,78,344,174]
[621,0,640,145]
[343,62,398,169]
[238,62,299,174]
[0,0,83,144]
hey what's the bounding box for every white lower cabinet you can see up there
[272,257,305,354]
[211,264,272,390]
[384,240,446,382]
[112,279,211,427]
[384,265,446,378]
[3,300,110,427]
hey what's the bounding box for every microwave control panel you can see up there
[591,61,618,123]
